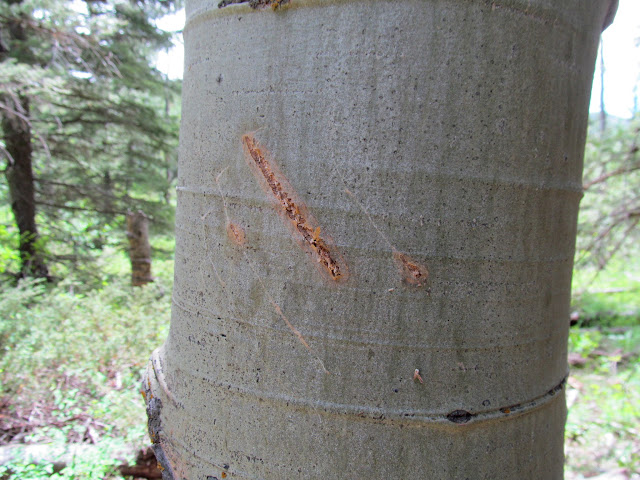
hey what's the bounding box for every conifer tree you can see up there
[1,0,181,280]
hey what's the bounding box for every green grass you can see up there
[566,257,640,478]
[571,255,640,327]
[565,327,640,478]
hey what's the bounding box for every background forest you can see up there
[0,1,639,479]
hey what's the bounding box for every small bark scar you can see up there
[227,222,246,246]
[394,252,429,288]
[242,134,346,282]
[343,188,430,290]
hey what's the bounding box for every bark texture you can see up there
[2,94,50,279]
[127,210,153,286]
[145,0,616,478]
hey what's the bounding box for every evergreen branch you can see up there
[0,13,121,77]
[0,144,15,167]
[36,201,126,216]
[0,99,52,162]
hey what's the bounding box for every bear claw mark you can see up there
[242,134,346,282]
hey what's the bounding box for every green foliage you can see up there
[0,437,135,479]
[572,255,640,327]
[49,437,134,480]
[0,225,20,275]
[0,275,171,398]
[0,246,173,455]
[569,326,640,367]
[566,328,640,477]
[568,329,603,357]
[0,460,54,479]
[574,118,640,327]
[577,115,640,271]
[0,0,181,278]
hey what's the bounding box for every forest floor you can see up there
[566,261,640,478]
[565,327,640,479]
[0,245,638,479]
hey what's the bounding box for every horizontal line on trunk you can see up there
[152,348,568,427]
[171,294,564,352]
[176,172,583,197]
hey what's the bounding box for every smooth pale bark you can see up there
[144,1,616,478]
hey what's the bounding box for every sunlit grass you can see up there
[572,255,640,327]
[566,256,640,478]
[565,329,640,478]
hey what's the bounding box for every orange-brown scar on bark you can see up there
[242,133,346,282]
[393,251,429,287]
[227,222,246,246]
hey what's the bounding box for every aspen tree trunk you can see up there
[144,1,617,478]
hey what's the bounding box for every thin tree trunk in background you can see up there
[600,39,607,133]
[126,210,153,286]
[144,1,618,478]
[101,170,114,215]
[2,94,50,280]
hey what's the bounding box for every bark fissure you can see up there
[145,349,568,426]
